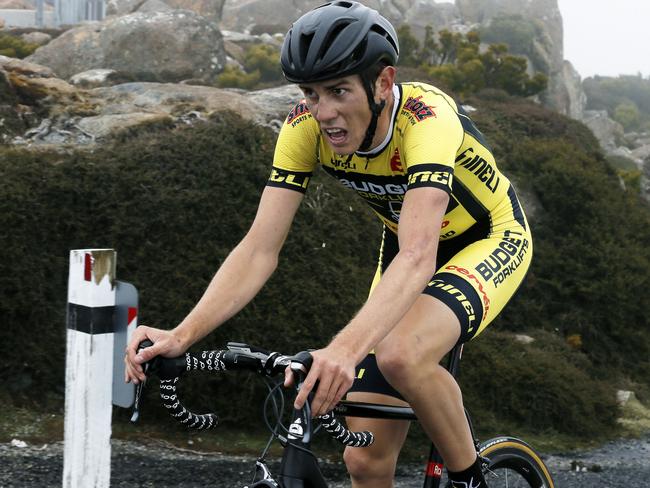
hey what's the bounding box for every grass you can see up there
[0,403,63,445]
[3,396,649,462]
[617,393,650,436]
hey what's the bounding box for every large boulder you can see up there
[26,9,226,83]
[582,110,624,152]
[20,31,53,46]
[105,0,143,17]
[247,83,303,132]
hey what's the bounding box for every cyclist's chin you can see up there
[324,138,357,155]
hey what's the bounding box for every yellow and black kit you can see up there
[268,82,533,399]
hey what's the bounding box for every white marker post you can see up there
[64,249,116,488]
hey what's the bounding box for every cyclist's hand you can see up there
[293,346,355,417]
[124,326,185,384]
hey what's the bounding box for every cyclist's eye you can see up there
[332,88,346,97]
[302,89,317,102]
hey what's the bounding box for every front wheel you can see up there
[478,436,555,488]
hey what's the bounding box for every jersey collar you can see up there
[355,83,401,159]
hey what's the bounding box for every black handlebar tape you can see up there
[290,350,313,371]
[157,350,234,430]
[159,377,218,430]
[318,412,374,447]
[156,349,266,430]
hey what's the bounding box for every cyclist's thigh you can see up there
[427,225,533,343]
[345,392,410,459]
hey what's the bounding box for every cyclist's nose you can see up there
[313,99,337,123]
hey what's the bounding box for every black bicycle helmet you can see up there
[280,1,399,83]
[280,1,399,152]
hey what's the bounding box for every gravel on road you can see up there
[1,435,649,487]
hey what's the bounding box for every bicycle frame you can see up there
[272,344,470,488]
[138,341,552,487]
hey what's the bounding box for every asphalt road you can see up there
[1,435,649,487]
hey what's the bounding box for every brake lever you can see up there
[130,339,154,423]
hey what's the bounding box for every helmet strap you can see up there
[357,73,386,153]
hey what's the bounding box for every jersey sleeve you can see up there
[268,100,320,194]
[401,91,464,194]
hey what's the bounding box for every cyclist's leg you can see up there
[374,296,478,472]
[375,211,533,483]
[343,392,410,488]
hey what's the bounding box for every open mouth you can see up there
[323,127,348,146]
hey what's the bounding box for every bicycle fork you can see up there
[244,461,280,488]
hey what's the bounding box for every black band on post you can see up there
[66,303,115,335]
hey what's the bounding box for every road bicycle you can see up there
[131,340,555,487]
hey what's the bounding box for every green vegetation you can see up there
[1,98,649,448]
[478,14,549,73]
[584,75,650,133]
[217,43,283,89]
[0,33,39,58]
[396,26,547,98]
[217,26,546,97]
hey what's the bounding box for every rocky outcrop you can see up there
[163,0,226,22]
[0,61,24,142]
[26,10,226,83]
[220,0,460,38]
[1,55,287,148]
[105,0,142,16]
[543,60,586,120]
[106,0,225,21]
[456,0,579,117]
[220,0,320,34]
[642,158,650,202]
[20,31,52,46]
[582,110,624,152]
[0,0,33,8]
[220,0,580,116]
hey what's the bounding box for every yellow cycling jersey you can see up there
[269,81,523,241]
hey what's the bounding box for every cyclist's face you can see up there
[298,75,372,155]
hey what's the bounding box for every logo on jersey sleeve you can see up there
[402,95,437,123]
[406,164,453,192]
[286,101,311,127]
[268,168,311,193]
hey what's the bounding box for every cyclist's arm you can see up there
[295,186,449,415]
[337,186,448,348]
[125,185,303,383]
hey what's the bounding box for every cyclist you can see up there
[125,2,533,487]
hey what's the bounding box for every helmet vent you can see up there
[299,32,315,65]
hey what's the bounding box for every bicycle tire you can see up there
[478,436,555,488]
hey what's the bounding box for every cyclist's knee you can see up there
[343,445,397,483]
[375,346,449,395]
[374,345,415,387]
